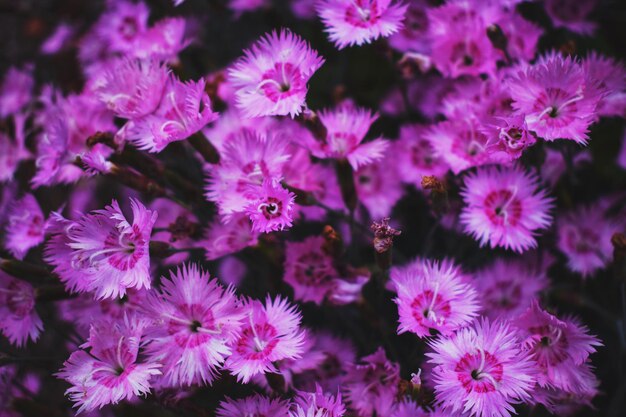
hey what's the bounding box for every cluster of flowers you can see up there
[0,0,625,416]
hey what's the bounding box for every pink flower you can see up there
[4,193,46,260]
[544,0,597,35]
[229,29,324,117]
[217,394,291,417]
[118,75,218,153]
[532,362,599,415]
[481,115,537,161]
[394,123,448,188]
[306,103,389,170]
[507,54,600,144]
[0,66,33,118]
[245,179,296,233]
[460,165,554,253]
[144,263,244,387]
[0,128,30,183]
[45,198,156,299]
[392,258,480,338]
[556,203,622,277]
[93,0,150,55]
[224,296,306,383]
[427,318,537,417]
[474,257,548,320]
[582,52,626,118]
[343,347,400,417]
[388,0,430,53]
[315,0,408,49]
[95,58,170,119]
[56,316,161,414]
[292,387,346,417]
[228,0,269,14]
[0,272,43,347]
[133,17,189,62]
[514,301,601,392]
[284,236,338,305]
[354,155,403,218]
[203,213,260,261]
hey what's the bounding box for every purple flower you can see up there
[0,272,43,347]
[4,193,47,260]
[392,258,480,338]
[427,318,537,417]
[582,52,626,118]
[355,155,403,219]
[315,0,408,49]
[229,29,324,118]
[144,263,244,387]
[56,316,161,414]
[0,66,33,118]
[460,165,554,253]
[217,394,291,417]
[394,123,448,188]
[245,178,296,233]
[203,213,260,261]
[545,0,597,35]
[45,198,156,299]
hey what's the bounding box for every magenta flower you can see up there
[532,362,599,415]
[544,0,597,35]
[388,0,430,53]
[0,66,33,118]
[217,394,291,417]
[306,102,389,170]
[133,17,189,62]
[96,58,169,119]
[515,301,601,392]
[244,178,296,233]
[392,258,480,338]
[557,203,622,277]
[224,296,306,383]
[0,272,43,347]
[583,52,626,118]
[427,318,537,417]
[229,29,324,117]
[144,263,244,387]
[355,156,403,218]
[118,75,218,153]
[474,258,548,320]
[395,123,448,188]
[203,213,260,261]
[228,0,270,14]
[45,198,156,299]
[284,236,338,305]
[482,115,537,161]
[508,54,600,144]
[343,347,400,417]
[293,386,345,417]
[57,316,161,414]
[0,129,30,183]
[460,165,554,253]
[315,0,408,49]
[93,0,150,55]
[4,193,47,260]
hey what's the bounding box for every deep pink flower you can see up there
[293,386,346,417]
[4,193,47,260]
[315,0,408,49]
[395,123,448,188]
[45,198,156,299]
[95,58,170,119]
[57,316,161,414]
[0,66,33,118]
[514,301,601,392]
[508,54,600,144]
[582,52,626,118]
[93,0,150,55]
[392,258,480,338]
[354,155,403,218]
[474,257,548,320]
[481,115,537,161]
[388,0,430,53]
[284,236,338,305]
[203,213,260,261]
[460,165,554,253]
[228,0,269,14]
[245,179,296,233]
[532,362,599,415]
[229,29,324,117]
[497,11,542,63]
[118,75,218,153]
[217,394,291,417]
[133,17,189,62]
[427,319,537,417]
[0,128,30,183]
[343,347,400,417]
[224,296,306,383]
[144,263,244,387]
[544,0,597,35]
[0,272,43,347]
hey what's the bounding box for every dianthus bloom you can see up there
[224,296,306,383]
[45,198,156,299]
[515,301,601,393]
[244,178,296,233]
[460,165,553,253]
[4,193,47,260]
[508,54,600,144]
[474,258,548,320]
[95,58,169,119]
[57,316,161,414]
[283,236,338,305]
[544,0,597,35]
[144,263,244,387]
[229,29,324,118]
[315,0,408,49]
[216,394,291,417]
[394,123,448,188]
[0,272,43,347]
[306,102,389,170]
[427,319,537,417]
[556,203,622,277]
[292,387,346,417]
[392,258,480,338]
[343,347,400,417]
[118,75,218,152]
[203,213,260,260]
[582,52,626,118]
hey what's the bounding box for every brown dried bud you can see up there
[86,131,117,150]
[612,232,626,260]
[371,218,401,254]
[322,225,343,257]
[168,216,200,242]
[421,175,446,193]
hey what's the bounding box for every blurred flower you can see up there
[0,272,43,347]
[217,394,291,417]
[4,193,47,260]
